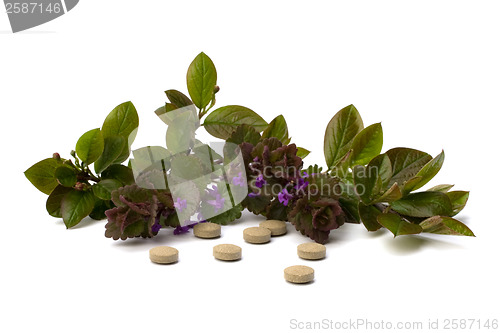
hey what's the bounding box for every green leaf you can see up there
[358,203,382,231]
[25,158,63,195]
[54,166,77,188]
[386,148,432,187]
[102,101,139,140]
[377,213,423,237]
[401,176,423,196]
[427,184,454,193]
[92,179,123,201]
[373,182,403,203]
[100,164,135,185]
[46,185,72,218]
[350,123,383,166]
[101,101,139,163]
[261,115,290,144]
[330,150,352,178]
[155,103,180,125]
[391,191,453,217]
[89,199,111,220]
[170,155,203,181]
[405,150,445,192]
[226,124,262,146]
[94,136,126,175]
[446,191,469,216]
[353,165,382,205]
[186,52,217,109]
[324,104,364,168]
[297,147,311,159]
[419,216,475,236]
[61,190,95,228]
[165,89,193,107]
[165,110,197,153]
[367,153,392,189]
[204,105,268,139]
[75,128,104,165]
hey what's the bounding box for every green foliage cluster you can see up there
[25,52,473,243]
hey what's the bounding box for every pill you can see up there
[193,222,221,239]
[213,244,242,261]
[243,227,271,244]
[297,243,326,260]
[259,220,287,236]
[284,265,314,284]
[149,246,179,264]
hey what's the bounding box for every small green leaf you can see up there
[226,124,262,146]
[350,123,383,166]
[427,184,454,192]
[61,190,95,228]
[89,199,111,220]
[261,115,290,144]
[46,185,72,218]
[101,101,139,163]
[155,103,180,125]
[92,179,123,201]
[94,136,126,175]
[297,147,311,159]
[25,158,63,195]
[330,150,352,178]
[386,148,432,187]
[165,110,197,153]
[367,153,392,189]
[377,213,423,237]
[186,52,217,109]
[204,105,268,139]
[401,176,423,196]
[324,104,364,168]
[358,203,382,231]
[446,191,469,216]
[391,191,453,217]
[165,89,193,107]
[54,166,77,188]
[405,150,445,192]
[102,101,139,140]
[100,164,135,185]
[420,216,475,236]
[75,128,104,165]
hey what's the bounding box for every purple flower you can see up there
[295,177,309,191]
[302,171,309,178]
[174,197,187,212]
[255,174,266,188]
[152,222,162,233]
[278,188,293,206]
[207,185,225,213]
[232,172,246,187]
[248,192,259,198]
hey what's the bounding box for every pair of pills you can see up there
[242,220,288,244]
[284,243,327,284]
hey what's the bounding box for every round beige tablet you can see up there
[149,246,179,264]
[213,244,242,261]
[284,265,315,284]
[193,222,221,239]
[297,243,326,260]
[259,220,287,236]
[243,227,271,244]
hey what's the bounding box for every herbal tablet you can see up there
[193,222,221,239]
[284,265,314,284]
[149,246,179,264]
[243,227,271,244]
[213,244,242,261]
[297,243,326,260]
[259,220,287,236]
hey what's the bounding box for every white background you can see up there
[1,1,499,332]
